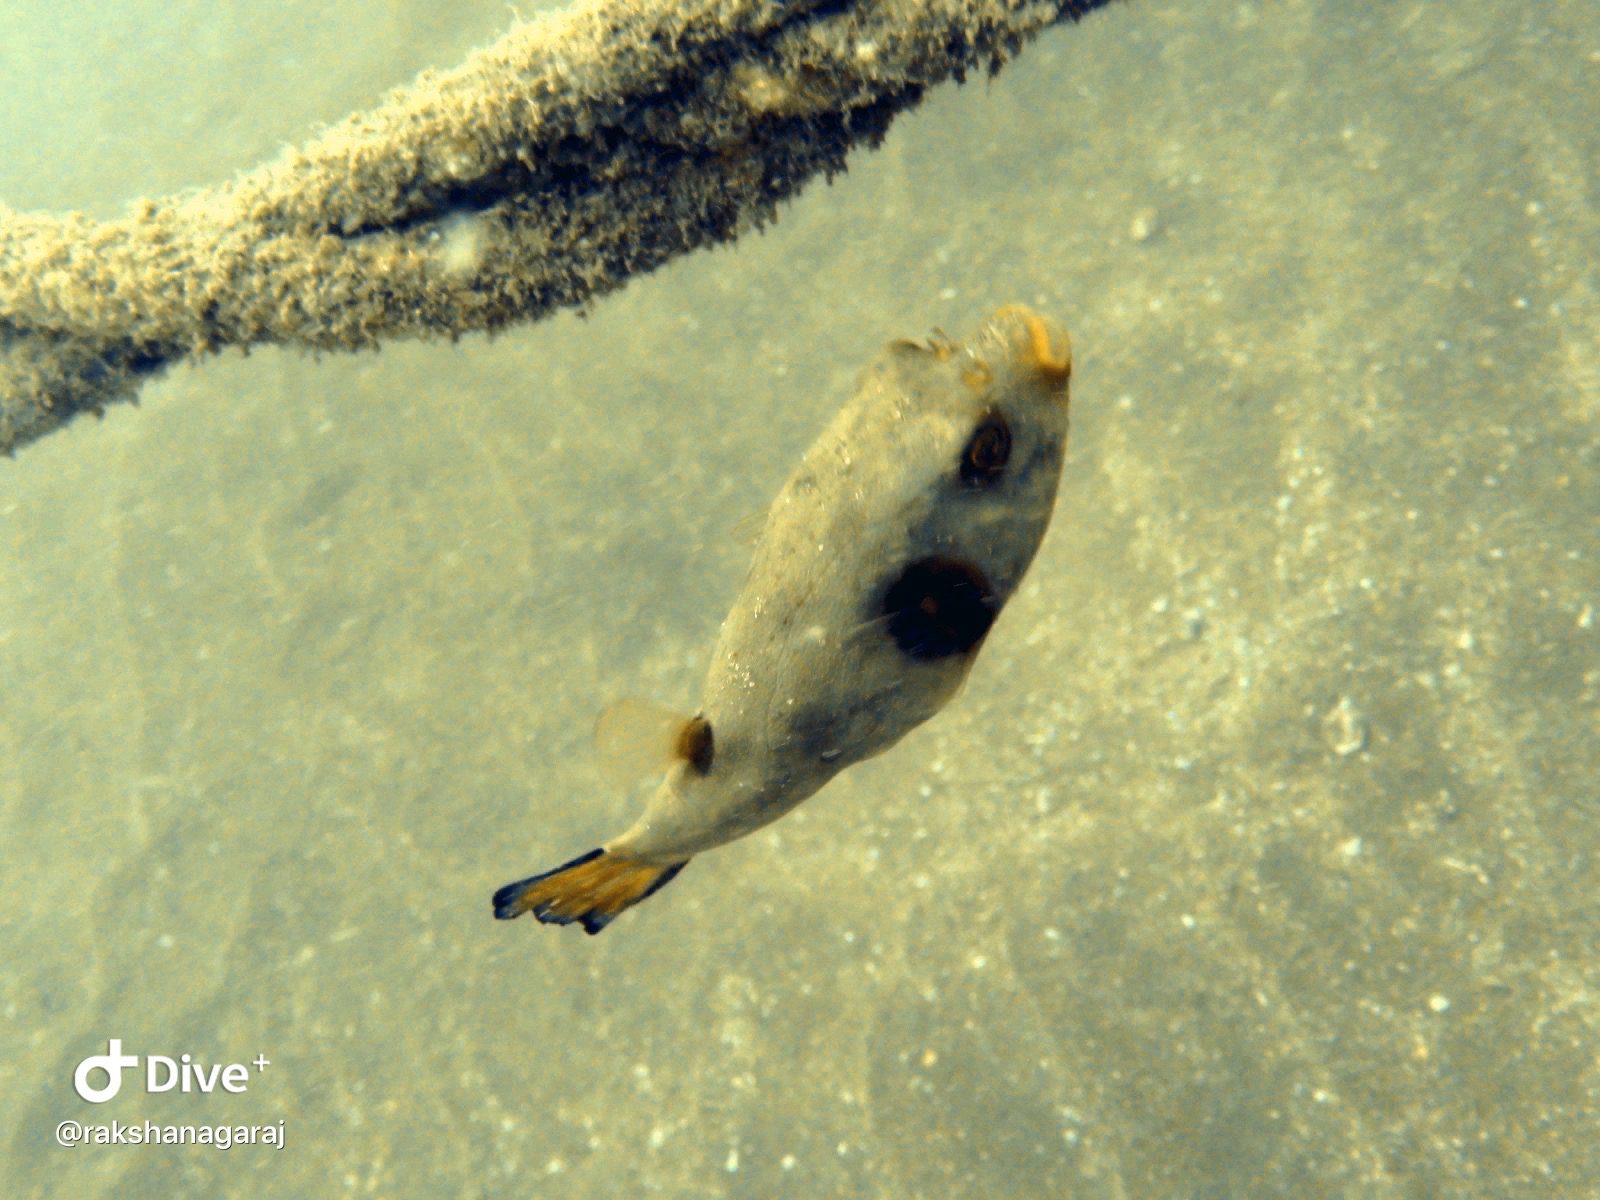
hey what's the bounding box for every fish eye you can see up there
[960,410,1011,487]
[880,556,998,660]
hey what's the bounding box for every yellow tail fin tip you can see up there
[493,849,686,935]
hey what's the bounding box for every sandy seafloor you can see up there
[1,0,1596,1196]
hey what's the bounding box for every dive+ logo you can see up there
[72,1040,270,1103]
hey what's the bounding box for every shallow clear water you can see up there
[2,1,1596,1196]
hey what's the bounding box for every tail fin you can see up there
[492,848,687,935]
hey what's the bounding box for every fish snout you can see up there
[989,304,1072,397]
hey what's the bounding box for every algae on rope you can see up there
[0,0,1114,456]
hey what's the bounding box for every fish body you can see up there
[495,305,1072,933]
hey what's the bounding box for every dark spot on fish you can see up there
[677,715,715,774]
[959,409,1011,488]
[880,556,998,660]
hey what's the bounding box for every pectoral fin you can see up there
[594,699,714,785]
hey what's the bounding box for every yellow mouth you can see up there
[993,304,1072,392]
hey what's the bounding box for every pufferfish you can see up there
[493,305,1072,934]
